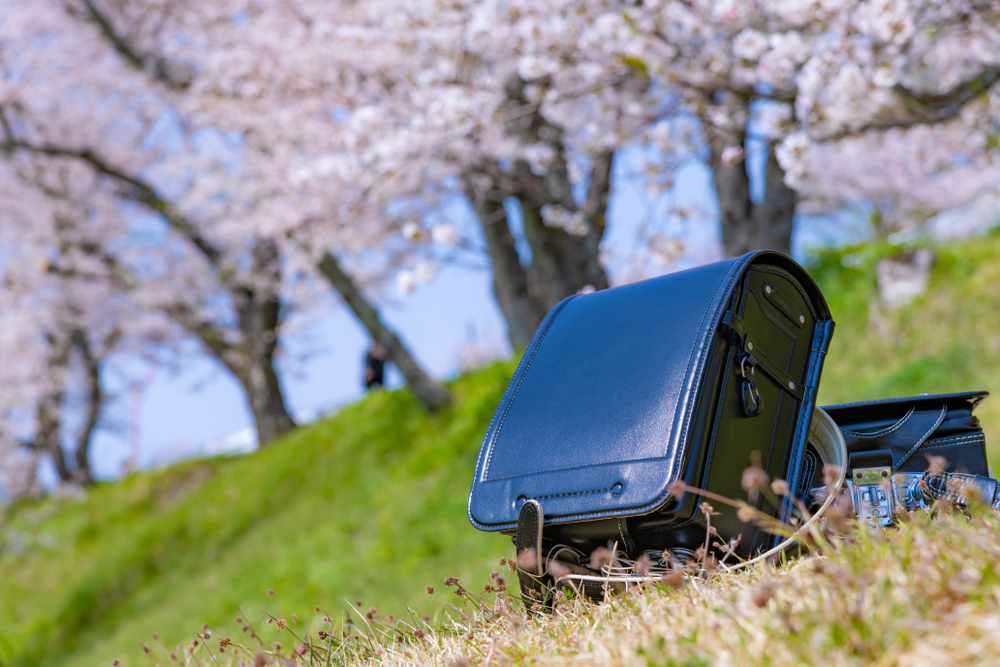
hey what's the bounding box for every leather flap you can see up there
[822,391,989,474]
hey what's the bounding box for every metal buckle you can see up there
[739,355,762,417]
[850,466,893,527]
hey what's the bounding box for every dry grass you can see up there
[148,506,1000,667]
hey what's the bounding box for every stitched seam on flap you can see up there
[481,296,577,480]
[531,487,609,501]
[919,434,985,448]
[841,406,917,439]
[487,456,665,481]
[919,441,983,451]
[896,405,948,468]
[472,316,545,489]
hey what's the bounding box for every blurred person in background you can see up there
[364,343,388,390]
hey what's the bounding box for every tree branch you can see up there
[318,252,451,412]
[160,302,243,375]
[0,117,225,270]
[581,150,614,235]
[75,0,192,90]
[816,66,1000,142]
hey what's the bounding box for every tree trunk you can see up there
[705,94,794,258]
[706,96,755,258]
[486,75,612,313]
[32,332,74,483]
[70,328,100,485]
[484,146,613,316]
[36,390,71,483]
[509,150,612,312]
[317,252,452,412]
[161,288,297,448]
[464,178,547,349]
[242,353,296,445]
[466,150,612,346]
[180,300,296,447]
[752,142,796,256]
[521,202,609,311]
[232,239,296,446]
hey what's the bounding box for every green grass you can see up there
[0,361,516,667]
[2,232,1000,667]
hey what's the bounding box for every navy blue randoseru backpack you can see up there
[467,251,835,598]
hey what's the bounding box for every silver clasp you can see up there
[850,467,893,527]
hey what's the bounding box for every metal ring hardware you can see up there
[739,354,763,417]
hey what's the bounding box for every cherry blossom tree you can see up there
[1,0,455,458]
[177,0,1000,343]
[382,0,1000,262]
[360,0,660,346]
[782,122,1000,235]
[166,0,660,347]
[11,0,450,405]
[0,144,192,487]
[0,129,302,445]
[589,0,1000,255]
[0,0,307,446]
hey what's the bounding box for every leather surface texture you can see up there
[468,250,834,536]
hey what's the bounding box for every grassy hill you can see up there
[261,509,1000,667]
[0,361,518,667]
[2,232,1000,667]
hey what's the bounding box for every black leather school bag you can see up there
[823,391,989,476]
[817,392,995,525]
[467,251,835,560]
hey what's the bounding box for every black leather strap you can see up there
[514,500,547,608]
[848,448,893,470]
[841,404,947,469]
[721,310,747,339]
[721,311,805,401]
